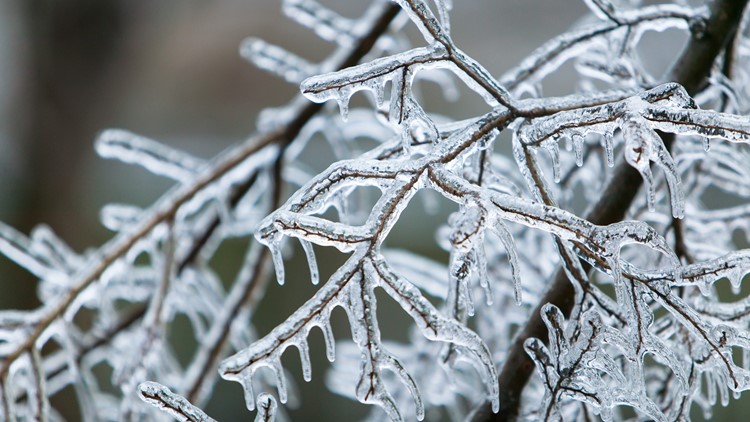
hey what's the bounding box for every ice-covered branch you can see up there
[477,0,750,420]
[6,0,750,420]
[138,382,217,422]
[0,2,404,419]
[499,4,701,92]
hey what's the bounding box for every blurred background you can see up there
[0,0,741,420]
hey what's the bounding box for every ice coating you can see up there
[138,381,217,422]
[499,5,697,92]
[96,129,205,183]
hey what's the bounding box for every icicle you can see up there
[269,360,289,404]
[331,190,350,225]
[572,133,585,166]
[240,372,257,411]
[491,220,522,305]
[299,240,319,285]
[621,117,654,211]
[297,339,312,382]
[643,165,656,212]
[321,320,336,362]
[461,273,475,317]
[269,239,286,286]
[449,225,476,316]
[602,130,615,167]
[543,140,561,183]
[620,113,684,217]
[719,375,731,407]
[373,259,500,413]
[336,87,351,121]
[729,268,744,294]
[706,370,717,404]
[607,253,626,307]
[474,247,493,306]
[647,133,684,218]
[365,78,385,109]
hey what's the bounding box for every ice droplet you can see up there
[270,239,286,286]
[299,239,319,285]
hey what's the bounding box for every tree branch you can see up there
[0,0,403,395]
[472,0,749,420]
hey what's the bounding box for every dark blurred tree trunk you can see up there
[1,0,127,310]
[0,2,131,418]
[1,3,129,418]
[20,0,125,243]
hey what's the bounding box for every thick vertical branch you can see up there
[473,1,749,420]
